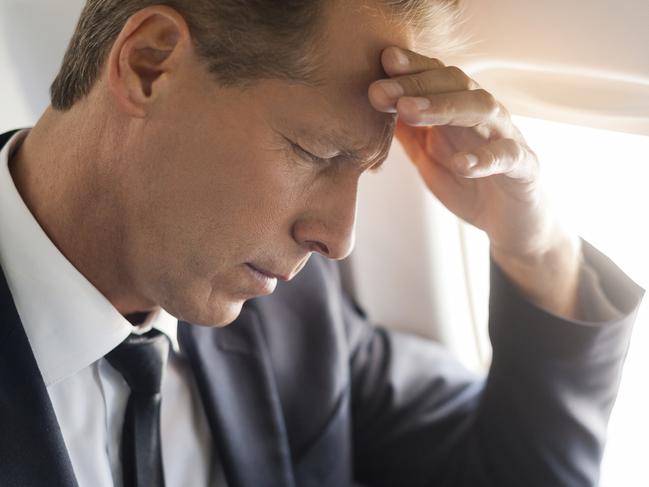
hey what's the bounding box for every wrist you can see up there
[490,229,583,320]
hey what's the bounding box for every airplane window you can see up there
[459,114,649,486]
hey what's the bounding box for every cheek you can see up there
[128,114,312,269]
[200,137,311,231]
[161,150,304,264]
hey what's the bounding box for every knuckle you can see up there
[504,140,530,172]
[408,73,428,95]
[478,146,497,166]
[446,65,472,89]
[467,78,481,90]
[507,139,524,161]
[475,89,499,117]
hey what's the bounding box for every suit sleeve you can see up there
[347,238,645,487]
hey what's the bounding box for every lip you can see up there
[246,263,291,282]
[243,263,279,295]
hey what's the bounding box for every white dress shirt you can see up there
[0,129,227,487]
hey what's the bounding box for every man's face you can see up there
[117,4,412,326]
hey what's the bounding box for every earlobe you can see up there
[106,6,188,117]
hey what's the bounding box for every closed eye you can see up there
[286,136,387,173]
[289,140,330,165]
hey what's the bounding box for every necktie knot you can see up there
[106,329,170,396]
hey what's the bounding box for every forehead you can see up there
[269,2,416,158]
[318,2,415,94]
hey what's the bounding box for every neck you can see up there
[9,106,157,315]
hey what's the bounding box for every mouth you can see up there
[246,263,290,282]
[242,263,279,296]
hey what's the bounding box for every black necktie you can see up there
[106,329,170,487]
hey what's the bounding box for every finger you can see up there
[369,66,480,113]
[395,90,502,128]
[452,138,539,182]
[395,121,469,206]
[381,46,445,77]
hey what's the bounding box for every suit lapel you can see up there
[178,305,296,487]
[0,265,78,486]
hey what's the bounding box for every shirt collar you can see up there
[0,129,179,386]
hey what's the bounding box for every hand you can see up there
[368,46,583,319]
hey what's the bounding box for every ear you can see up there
[105,6,191,117]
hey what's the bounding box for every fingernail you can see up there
[393,48,409,67]
[464,154,479,168]
[410,97,431,111]
[379,80,404,99]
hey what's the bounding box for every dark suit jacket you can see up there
[0,129,645,487]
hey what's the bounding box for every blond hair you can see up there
[50,0,469,111]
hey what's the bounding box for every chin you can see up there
[208,300,246,327]
[165,294,246,327]
[195,300,245,327]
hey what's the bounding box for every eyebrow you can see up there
[291,114,397,171]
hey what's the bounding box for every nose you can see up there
[292,177,358,260]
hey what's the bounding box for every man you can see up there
[0,0,644,486]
